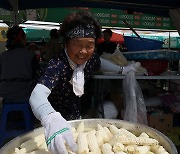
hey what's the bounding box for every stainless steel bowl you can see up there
[0,119,178,154]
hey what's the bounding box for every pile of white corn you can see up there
[13,122,169,154]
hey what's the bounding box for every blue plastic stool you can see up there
[0,102,34,147]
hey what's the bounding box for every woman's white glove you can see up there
[41,112,77,154]
[122,62,140,75]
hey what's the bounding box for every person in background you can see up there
[28,42,41,62]
[29,11,139,154]
[96,29,117,56]
[42,28,62,62]
[0,26,39,104]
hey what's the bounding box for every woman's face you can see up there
[66,38,95,65]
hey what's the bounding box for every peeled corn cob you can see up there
[77,122,85,133]
[114,152,127,154]
[151,145,160,152]
[103,127,113,140]
[110,135,159,146]
[116,128,136,138]
[154,146,169,154]
[97,124,109,142]
[101,143,114,154]
[124,145,136,153]
[135,145,150,154]
[147,152,154,154]
[109,125,119,135]
[72,127,77,133]
[29,150,51,154]
[96,130,104,146]
[77,133,89,154]
[112,142,125,152]
[87,131,99,152]
[84,128,96,132]
[139,132,149,138]
[73,132,80,142]
[18,134,45,153]
[38,142,48,151]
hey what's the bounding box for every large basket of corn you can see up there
[0,119,177,154]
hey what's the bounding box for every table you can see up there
[93,74,180,118]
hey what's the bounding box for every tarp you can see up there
[0,0,180,17]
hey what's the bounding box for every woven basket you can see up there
[140,60,169,75]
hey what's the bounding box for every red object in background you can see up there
[140,60,169,75]
[97,32,124,44]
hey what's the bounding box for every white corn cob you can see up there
[150,145,160,152]
[87,131,99,152]
[77,122,85,132]
[124,145,136,153]
[13,148,21,154]
[16,148,26,154]
[116,128,136,138]
[138,132,149,138]
[97,124,109,142]
[19,134,45,153]
[147,152,154,154]
[19,141,44,153]
[73,132,80,142]
[84,128,96,132]
[156,152,169,154]
[20,134,45,149]
[77,133,89,154]
[112,142,125,152]
[87,148,102,154]
[71,127,77,133]
[96,148,102,154]
[103,127,113,140]
[101,143,114,154]
[68,150,76,154]
[115,152,127,154]
[110,135,159,146]
[29,150,51,154]
[109,125,119,135]
[38,142,48,151]
[135,145,151,154]
[96,130,104,146]
[154,146,169,154]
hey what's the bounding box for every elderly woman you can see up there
[29,11,138,154]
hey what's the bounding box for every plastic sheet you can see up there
[122,71,148,125]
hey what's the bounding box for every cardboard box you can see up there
[147,113,173,132]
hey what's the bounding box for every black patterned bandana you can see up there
[65,24,96,39]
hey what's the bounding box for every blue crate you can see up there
[124,36,164,51]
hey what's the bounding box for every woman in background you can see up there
[0,26,39,103]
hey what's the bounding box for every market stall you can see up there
[0,0,180,153]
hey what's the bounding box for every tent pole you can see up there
[9,0,19,26]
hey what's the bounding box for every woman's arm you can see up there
[29,83,55,121]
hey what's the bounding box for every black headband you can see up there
[65,24,96,39]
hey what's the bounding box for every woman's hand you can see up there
[41,112,77,154]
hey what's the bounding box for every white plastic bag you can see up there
[122,71,148,125]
